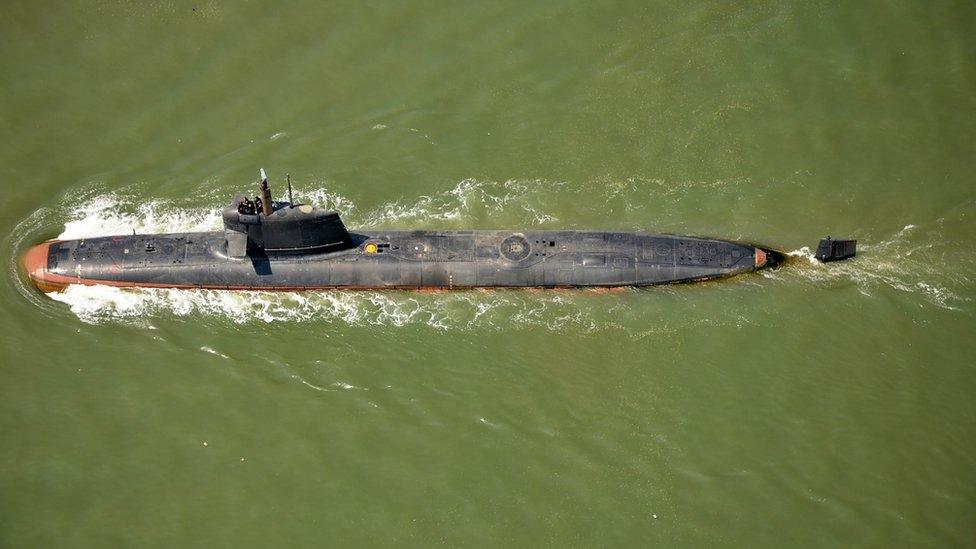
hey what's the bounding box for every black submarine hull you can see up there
[23,230,771,292]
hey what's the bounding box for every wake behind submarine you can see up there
[22,170,856,293]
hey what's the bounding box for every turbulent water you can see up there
[2,2,975,547]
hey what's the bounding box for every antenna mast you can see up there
[259,168,273,216]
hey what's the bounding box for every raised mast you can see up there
[259,168,273,216]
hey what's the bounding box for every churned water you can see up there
[1,2,974,546]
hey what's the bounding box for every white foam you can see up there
[200,346,229,359]
[347,178,560,228]
[296,377,332,392]
[773,225,968,311]
[786,246,819,265]
[45,282,616,330]
[300,188,357,215]
[57,193,221,240]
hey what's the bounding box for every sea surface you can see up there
[1,2,974,546]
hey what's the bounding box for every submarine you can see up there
[22,170,855,293]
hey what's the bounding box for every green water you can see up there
[2,1,975,546]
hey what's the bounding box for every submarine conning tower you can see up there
[221,170,353,258]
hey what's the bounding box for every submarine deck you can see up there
[24,230,767,292]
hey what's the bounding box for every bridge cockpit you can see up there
[222,169,354,258]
